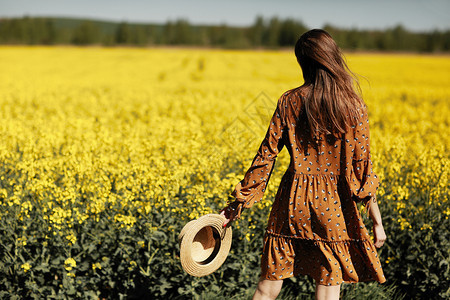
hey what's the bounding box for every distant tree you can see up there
[44,19,56,44]
[193,26,209,46]
[424,30,441,52]
[392,24,408,50]
[0,16,449,52]
[72,21,100,45]
[29,18,55,44]
[373,31,387,51]
[0,16,55,44]
[17,16,30,43]
[278,18,307,46]
[249,16,265,47]
[224,27,250,48]
[173,19,193,44]
[345,28,363,50]
[443,30,450,51]
[145,25,161,45]
[323,24,346,48]
[163,21,175,44]
[208,24,228,46]
[266,17,281,47]
[115,22,132,44]
[323,24,338,38]
[131,26,148,46]
[4,18,28,43]
[380,29,395,51]
[102,34,115,46]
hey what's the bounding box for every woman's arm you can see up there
[221,94,287,227]
[367,195,386,248]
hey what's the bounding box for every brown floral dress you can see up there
[230,87,385,286]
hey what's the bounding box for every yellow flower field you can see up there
[0,47,448,298]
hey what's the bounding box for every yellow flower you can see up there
[114,214,136,229]
[0,188,7,199]
[245,233,251,242]
[64,257,77,271]
[17,237,27,246]
[420,224,432,231]
[398,217,411,231]
[92,262,102,270]
[21,262,31,273]
[129,260,137,271]
[66,233,77,246]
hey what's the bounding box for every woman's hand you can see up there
[366,195,386,248]
[219,201,242,228]
[373,223,386,248]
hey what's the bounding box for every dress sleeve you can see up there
[229,95,287,218]
[350,109,380,208]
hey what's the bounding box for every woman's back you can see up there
[221,29,386,298]
[282,86,376,188]
[229,84,384,284]
[265,85,378,238]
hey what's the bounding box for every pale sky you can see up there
[0,0,449,31]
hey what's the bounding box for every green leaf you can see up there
[405,254,416,261]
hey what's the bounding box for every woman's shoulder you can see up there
[279,85,309,108]
[282,86,304,97]
[281,85,310,103]
[277,86,307,120]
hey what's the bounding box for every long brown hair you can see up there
[295,29,365,138]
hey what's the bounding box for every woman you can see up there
[220,29,386,300]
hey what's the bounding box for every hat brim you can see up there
[179,214,232,277]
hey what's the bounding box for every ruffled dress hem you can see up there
[260,231,386,285]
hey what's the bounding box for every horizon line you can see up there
[0,14,448,33]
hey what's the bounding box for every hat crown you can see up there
[179,214,232,277]
[191,226,221,264]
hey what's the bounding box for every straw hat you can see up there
[179,214,232,277]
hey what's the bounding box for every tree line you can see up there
[0,16,449,52]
